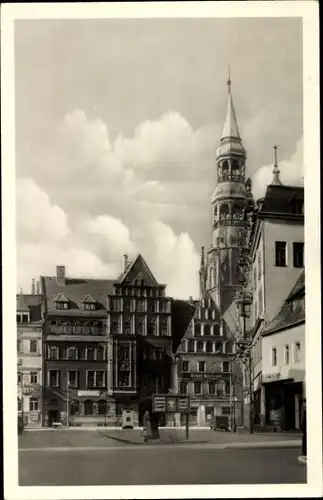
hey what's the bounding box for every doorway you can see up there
[48,409,60,427]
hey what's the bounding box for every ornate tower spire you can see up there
[208,76,248,313]
[221,72,240,140]
[271,145,282,186]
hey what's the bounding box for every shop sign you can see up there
[77,390,100,397]
[29,412,39,421]
[153,396,166,412]
[181,372,224,381]
[262,373,281,383]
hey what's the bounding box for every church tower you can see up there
[204,77,247,314]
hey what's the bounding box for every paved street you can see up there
[19,430,306,486]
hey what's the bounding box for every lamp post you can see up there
[66,377,69,429]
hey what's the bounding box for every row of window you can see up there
[194,323,221,336]
[17,313,31,324]
[271,342,301,366]
[275,241,304,268]
[115,287,165,298]
[47,322,104,335]
[180,380,231,396]
[110,316,169,336]
[18,398,39,412]
[110,299,170,313]
[18,372,39,384]
[47,345,106,361]
[181,360,230,373]
[48,370,106,388]
[185,340,233,354]
[17,339,39,353]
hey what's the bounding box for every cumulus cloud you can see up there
[252,138,304,200]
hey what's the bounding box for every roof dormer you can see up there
[54,293,69,310]
[82,293,96,311]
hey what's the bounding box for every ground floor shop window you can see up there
[84,400,94,415]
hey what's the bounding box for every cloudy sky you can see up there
[15,17,304,299]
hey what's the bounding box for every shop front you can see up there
[263,374,304,431]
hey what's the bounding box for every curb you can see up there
[97,430,210,446]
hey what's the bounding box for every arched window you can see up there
[84,400,94,415]
[232,204,242,222]
[213,205,218,221]
[204,324,210,336]
[220,204,229,222]
[231,160,240,180]
[222,161,229,180]
[98,400,107,416]
[70,401,79,415]
[206,341,213,353]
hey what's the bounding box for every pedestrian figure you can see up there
[143,410,151,443]
[298,399,307,464]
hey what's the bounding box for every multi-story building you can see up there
[261,270,305,430]
[17,285,43,428]
[237,153,304,430]
[175,291,238,427]
[41,254,173,427]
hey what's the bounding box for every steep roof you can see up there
[259,184,304,217]
[171,299,196,353]
[118,254,160,286]
[221,81,240,140]
[16,294,43,322]
[217,79,245,158]
[41,276,115,317]
[174,291,222,354]
[263,271,305,335]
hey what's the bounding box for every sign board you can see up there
[29,412,39,421]
[77,390,100,397]
[166,397,177,412]
[153,394,190,414]
[181,372,227,381]
[177,396,190,412]
[262,373,281,384]
[152,396,166,413]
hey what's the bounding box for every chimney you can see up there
[56,265,66,287]
[189,296,193,304]
[123,254,128,272]
[31,278,36,295]
[36,281,40,295]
